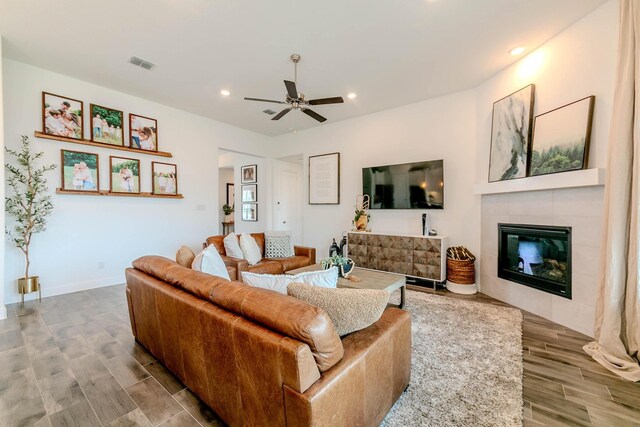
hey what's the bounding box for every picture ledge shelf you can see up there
[473,168,606,195]
[34,132,173,158]
[56,189,183,199]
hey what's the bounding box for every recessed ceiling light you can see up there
[510,47,525,56]
[347,93,357,99]
[220,89,230,96]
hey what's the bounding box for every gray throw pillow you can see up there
[287,282,389,336]
[265,232,294,258]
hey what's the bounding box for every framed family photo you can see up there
[488,84,535,182]
[43,92,84,140]
[242,203,258,221]
[61,150,99,193]
[242,184,257,202]
[152,162,178,195]
[529,96,595,177]
[241,164,257,183]
[90,104,124,146]
[129,114,158,151]
[110,156,140,194]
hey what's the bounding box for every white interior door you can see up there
[275,162,303,244]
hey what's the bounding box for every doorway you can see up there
[275,154,303,244]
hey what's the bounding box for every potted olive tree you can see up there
[5,136,56,305]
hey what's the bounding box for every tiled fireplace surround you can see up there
[480,186,604,337]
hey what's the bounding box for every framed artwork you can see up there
[488,84,535,182]
[152,162,178,195]
[90,104,124,146]
[529,96,595,177]
[241,164,257,183]
[43,92,84,140]
[129,114,158,151]
[110,156,140,194]
[226,183,235,207]
[242,203,258,221]
[242,184,257,202]
[60,149,99,192]
[309,152,340,204]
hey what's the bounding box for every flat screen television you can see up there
[362,159,444,209]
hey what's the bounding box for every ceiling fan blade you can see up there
[308,96,344,105]
[244,97,287,104]
[271,108,291,121]
[302,108,327,123]
[284,80,298,99]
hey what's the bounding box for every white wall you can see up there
[218,168,234,234]
[2,59,269,304]
[476,1,617,336]
[272,90,479,261]
[218,151,271,234]
[0,38,6,318]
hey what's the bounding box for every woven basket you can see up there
[447,258,475,285]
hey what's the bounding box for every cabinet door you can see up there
[412,237,442,280]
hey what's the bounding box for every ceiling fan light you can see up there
[220,89,230,96]
[347,93,357,99]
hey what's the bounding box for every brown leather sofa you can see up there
[126,256,411,427]
[204,233,316,280]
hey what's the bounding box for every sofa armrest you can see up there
[294,246,316,264]
[221,255,249,280]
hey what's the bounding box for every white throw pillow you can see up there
[223,233,244,259]
[241,267,338,294]
[192,245,231,280]
[239,233,262,265]
[264,231,294,258]
[295,267,339,288]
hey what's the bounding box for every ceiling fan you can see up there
[244,54,344,123]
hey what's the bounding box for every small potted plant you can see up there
[222,203,234,220]
[5,136,56,305]
[321,254,356,278]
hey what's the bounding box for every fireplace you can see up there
[498,224,572,299]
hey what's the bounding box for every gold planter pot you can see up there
[18,276,41,307]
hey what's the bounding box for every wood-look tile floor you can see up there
[0,285,223,427]
[1,284,639,426]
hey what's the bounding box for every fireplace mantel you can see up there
[473,168,605,195]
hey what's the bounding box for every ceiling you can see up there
[0,0,608,137]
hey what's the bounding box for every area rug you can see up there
[383,291,523,427]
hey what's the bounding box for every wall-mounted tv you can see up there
[362,159,444,209]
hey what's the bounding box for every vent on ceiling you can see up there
[263,109,277,115]
[129,56,157,70]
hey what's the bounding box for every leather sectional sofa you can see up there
[126,256,411,426]
[204,233,316,280]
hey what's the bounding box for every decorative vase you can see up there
[339,259,355,278]
[355,215,368,231]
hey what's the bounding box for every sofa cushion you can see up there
[175,246,195,268]
[240,233,262,265]
[241,267,338,294]
[192,245,231,280]
[265,231,294,258]
[210,281,344,372]
[287,283,390,336]
[132,256,229,300]
[267,256,312,272]
[223,233,244,259]
[247,260,284,275]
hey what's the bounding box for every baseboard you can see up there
[5,275,124,304]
